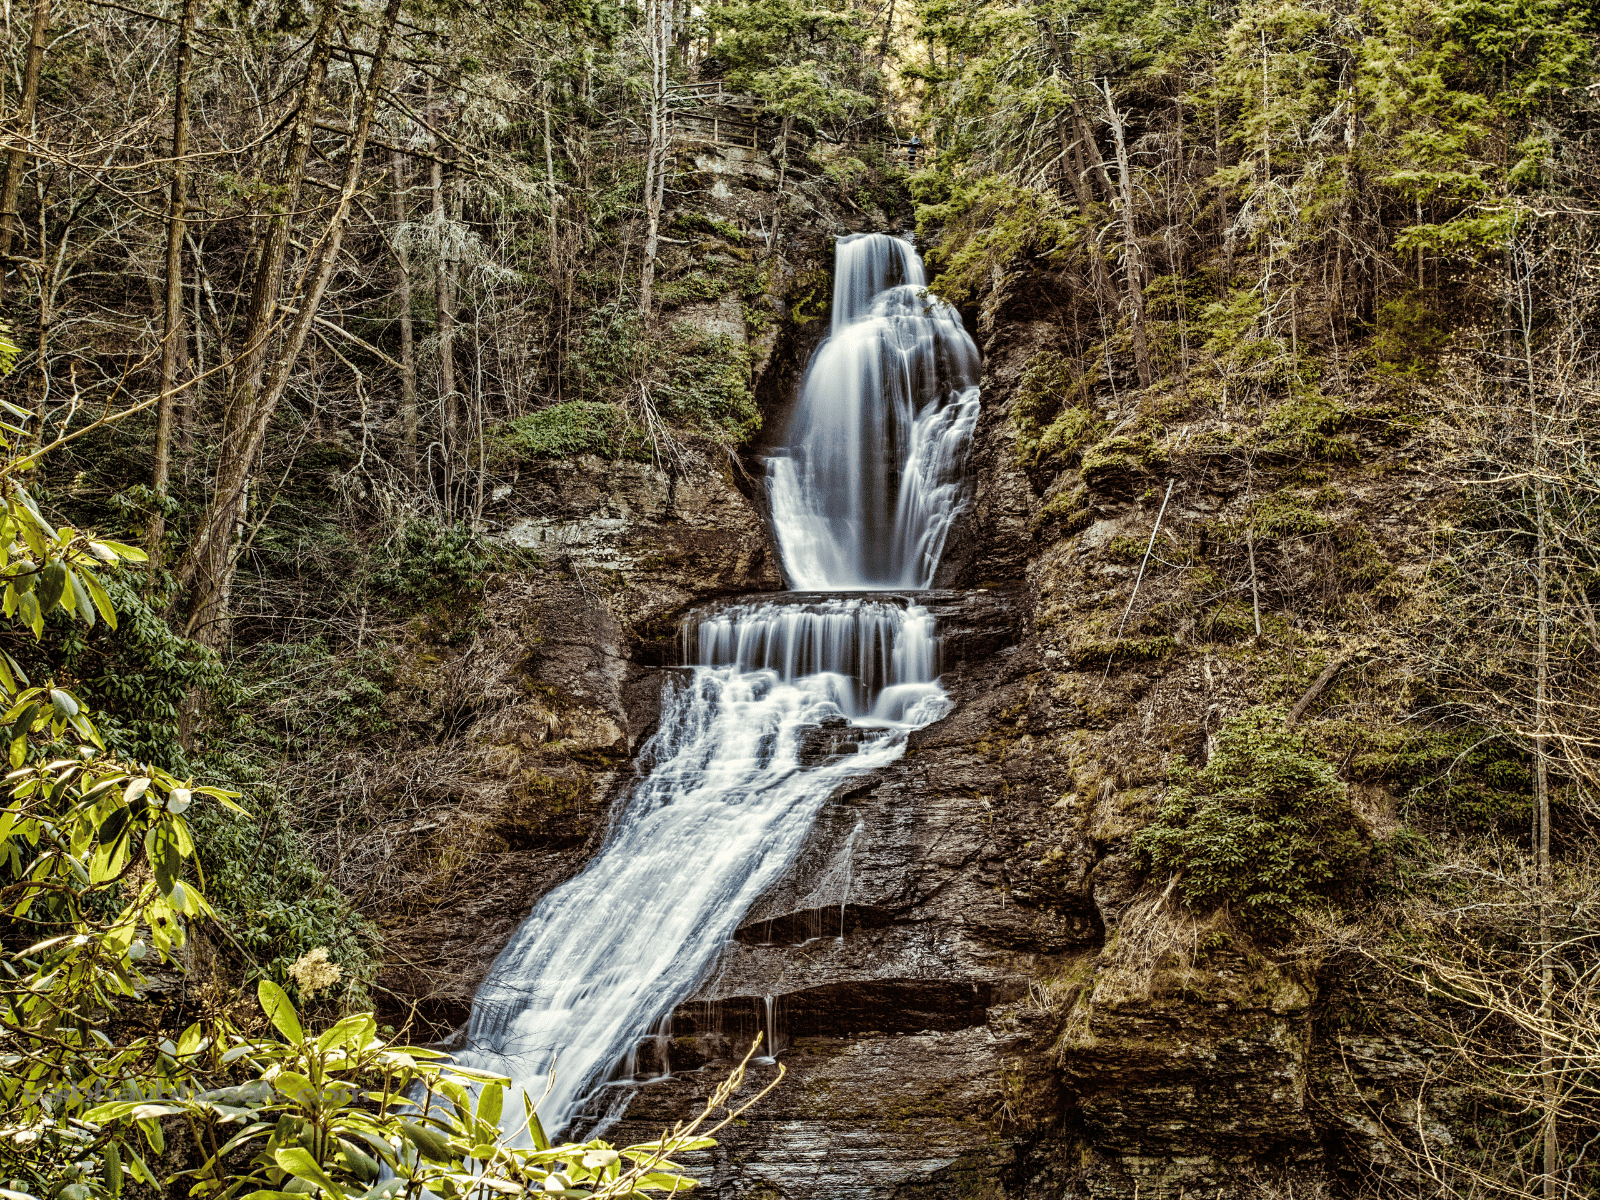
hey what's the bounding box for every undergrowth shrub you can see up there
[1338,722,1532,833]
[1370,292,1450,376]
[188,795,379,1009]
[494,400,644,462]
[659,326,760,440]
[1135,705,1365,933]
[916,175,1072,322]
[372,519,497,607]
[27,568,225,770]
[1013,349,1105,470]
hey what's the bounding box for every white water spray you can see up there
[769,233,983,590]
[458,233,978,1138]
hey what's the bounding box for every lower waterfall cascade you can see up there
[457,232,983,1138]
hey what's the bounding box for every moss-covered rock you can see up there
[1081,433,1169,499]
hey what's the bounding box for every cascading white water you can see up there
[460,601,947,1131]
[768,233,983,590]
[458,233,978,1139]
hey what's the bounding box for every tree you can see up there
[639,0,672,317]
[0,0,48,312]
[146,0,201,569]
[177,0,402,647]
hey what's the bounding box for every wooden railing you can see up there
[654,82,926,161]
[660,81,768,150]
[666,80,732,102]
[666,109,765,151]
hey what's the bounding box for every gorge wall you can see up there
[366,136,1448,1199]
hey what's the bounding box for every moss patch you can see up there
[492,401,647,462]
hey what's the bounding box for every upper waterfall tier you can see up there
[830,231,923,333]
[768,234,982,591]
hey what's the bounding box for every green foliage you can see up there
[1344,723,1532,833]
[494,401,645,463]
[1029,483,1093,537]
[188,797,378,1007]
[787,267,833,325]
[45,569,225,770]
[371,520,497,608]
[711,0,874,129]
[1134,706,1365,932]
[1080,433,1169,498]
[1251,493,1334,539]
[916,175,1073,321]
[1013,350,1106,471]
[1258,394,1359,461]
[1370,293,1451,376]
[656,270,726,307]
[1196,289,1266,359]
[503,305,759,452]
[747,62,872,124]
[0,479,251,1189]
[657,326,761,440]
[0,322,17,375]
[671,210,746,244]
[77,981,743,1200]
[1036,407,1107,470]
[0,451,741,1198]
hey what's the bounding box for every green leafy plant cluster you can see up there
[916,176,1073,318]
[47,568,226,770]
[1250,493,1334,539]
[493,401,645,464]
[658,326,760,441]
[1257,394,1359,462]
[1013,350,1105,471]
[188,797,379,1007]
[1343,723,1531,833]
[77,979,761,1200]
[710,0,875,130]
[1134,706,1366,933]
[1369,293,1451,376]
[1079,432,1168,498]
[371,521,497,608]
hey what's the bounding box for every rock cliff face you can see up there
[376,149,1442,1191]
[587,291,1438,1198]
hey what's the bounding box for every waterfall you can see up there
[768,233,983,590]
[459,233,978,1139]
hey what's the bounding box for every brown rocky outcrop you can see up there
[575,284,1446,1198]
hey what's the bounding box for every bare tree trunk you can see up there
[1534,466,1556,1199]
[1526,265,1558,1195]
[0,0,48,311]
[181,0,402,645]
[148,0,200,568]
[764,115,793,264]
[1099,81,1154,388]
[1246,463,1263,639]
[1215,103,1232,275]
[233,0,338,393]
[430,131,460,510]
[542,87,559,270]
[639,0,671,317]
[391,148,417,477]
